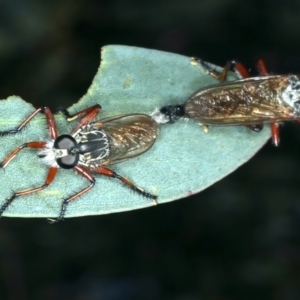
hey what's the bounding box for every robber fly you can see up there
[0,104,159,223]
[152,58,300,145]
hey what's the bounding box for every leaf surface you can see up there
[0,46,270,218]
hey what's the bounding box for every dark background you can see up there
[1,1,300,299]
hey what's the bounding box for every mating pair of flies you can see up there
[1,59,300,223]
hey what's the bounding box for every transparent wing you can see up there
[91,114,159,165]
[185,75,297,125]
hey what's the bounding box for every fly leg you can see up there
[48,165,95,224]
[0,107,58,140]
[256,59,280,146]
[48,164,158,224]
[90,165,157,203]
[0,141,58,216]
[56,104,102,135]
[191,57,230,82]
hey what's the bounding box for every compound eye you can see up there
[54,135,77,149]
[54,135,79,169]
[57,154,79,169]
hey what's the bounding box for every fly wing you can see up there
[185,75,297,125]
[91,114,159,166]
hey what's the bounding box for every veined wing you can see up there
[91,114,159,165]
[185,75,297,125]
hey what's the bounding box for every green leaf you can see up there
[0,45,270,218]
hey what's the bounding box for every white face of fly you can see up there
[37,140,59,167]
[281,75,300,115]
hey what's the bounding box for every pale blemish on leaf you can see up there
[123,75,133,89]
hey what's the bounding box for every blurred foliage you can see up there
[1,0,300,299]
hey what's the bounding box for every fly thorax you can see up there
[281,75,300,115]
[75,126,110,164]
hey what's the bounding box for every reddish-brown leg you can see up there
[235,59,269,78]
[0,142,47,168]
[218,61,231,81]
[43,107,58,140]
[197,59,251,80]
[198,59,267,134]
[196,59,250,81]
[257,59,268,76]
[90,165,157,203]
[271,123,280,146]
[50,164,150,224]
[48,166,157,224]
[198,58,280,143]
[235,60,281,144]
[57,104,101,135]
[256,59,281,145]
[0,165,58,217]
[0,107,58,140]
[233,61,251,78]
[193,58,231,82]
[48,165,96,223]
[0,108,43,136]
[0,141,58,216]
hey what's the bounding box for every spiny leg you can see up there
[48,166,95,224]
[191,57,231,82]
[0,142,47,168]
[0,107,58,140]
[56,156,157,220]
[0,108,43,136]
[57,104,101,134]
[57,104,101,122]
[193,58,252,82]
[0,166,58,217]
[255,59,281,145]
[90,165,157,204]
[0,141,52,216]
